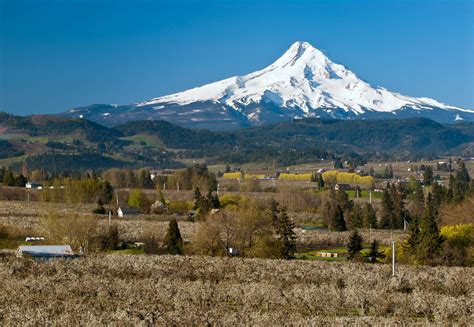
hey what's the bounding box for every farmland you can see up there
[0,254,472,325]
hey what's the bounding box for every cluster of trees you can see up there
[0,167,27,187]
[191,198,296,259]
[368,164,394,179]
[322,189,377,231]
[41,177,114,204]
[346,230,385,263]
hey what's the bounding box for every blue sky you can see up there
[1,0,473,115]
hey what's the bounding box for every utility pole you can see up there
[392,241,396,277]
[369,191,372,204]
[177,182,180,192]
[108,210,112,226]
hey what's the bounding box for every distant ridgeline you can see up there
[1,112,474,173]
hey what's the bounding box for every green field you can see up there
[121,134,164,148]
[346,190,383,199]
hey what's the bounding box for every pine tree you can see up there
[270,199,280,226]
[423,166,433,185]
[362,203,377,229]
[379,185,394,229]
[417,193,443,264]
[347,230,363,260]
[452,163,471,203]
[331,205,346,231]
[365,239,385,263]
[165,218,184,255]
[317,174,325,189]
[335,188,352,211]
[211,193,221,209]
[3,170,15,186]
[409,179,425,219]
[193,187,202,210]
[346,204,363,230]
[276,207,297,259]
[405,216,420,256]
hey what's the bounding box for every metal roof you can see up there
[18,245,75,258]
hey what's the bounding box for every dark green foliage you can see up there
[101,224,119,251]
[14,174,27,187]
[379,186,395,229]
[275,207,297,260]
[347,230,363,260]
[0,140,24,159]
[2,170,15,186]
[346,204,363,230]
[365,240,385,263]
[92,198,106,214]
[362,203,377,229]
[450,163,471,203]
[20,153,129,174]
[415,193,444,264]
[331,205,346,232]
[423,166,434,185]
[165,218,184,255]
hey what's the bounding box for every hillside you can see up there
[1,113,474,172]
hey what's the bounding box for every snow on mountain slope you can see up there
[139,41,466,116]
[64,41,474,129]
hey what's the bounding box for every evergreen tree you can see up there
[317,174,325,189]
[2,170,15,186]
[379,185,395,229]
[211,193,221,209]
[346,204,363,230]
[276,207,297,259]
[362,203,377,229]
[391,185,409,229]
[430,181,446,214]
[331,205,346,231]
[405,216,420,256]
[452,163,471,203]
[365,239,385,263]
[409,179,425,219]
[347,230,363,260]
[270,199,280,226]
[14,174,27,187]
[423,166,433,185]
[335,188,352,211]
[165,218,184,255]
[416,193,443,264]
[193,187,203,210]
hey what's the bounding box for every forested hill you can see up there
[116,117,474,155]
[1,112,474,172]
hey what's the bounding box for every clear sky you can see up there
[1,0,473,115]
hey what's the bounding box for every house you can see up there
[117,207,140,217]
[334,183,351,191]
[25,181,42,189]
[16,245,77,259]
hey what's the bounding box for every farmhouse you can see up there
[118,207,140,217]
[16,245,77,259]
[334,183,351,191]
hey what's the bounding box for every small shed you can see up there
[16,245,77,259]
[118,207,140,217]
[334,183,352,191]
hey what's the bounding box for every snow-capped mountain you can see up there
[64,41,474,129]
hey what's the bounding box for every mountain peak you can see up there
[66,41,474,129]
[273,41,328,68]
